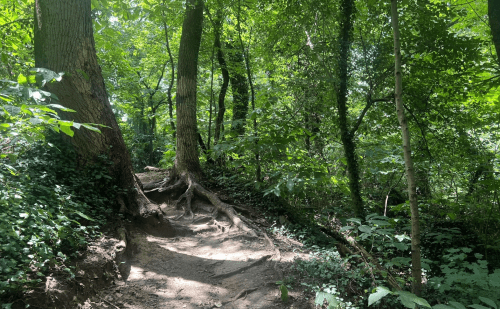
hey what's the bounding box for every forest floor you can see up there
[77,171,318,309]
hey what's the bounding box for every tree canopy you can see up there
[1,0,500,307]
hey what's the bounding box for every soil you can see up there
[20,170,318,309]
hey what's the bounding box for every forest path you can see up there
[82,199,313,309]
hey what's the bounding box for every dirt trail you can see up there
[80,199,313,309]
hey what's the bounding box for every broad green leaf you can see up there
[433,305,457,309]
[315,291,339,308]
[60,124,74,137]
[478,297,497,309]
[368,286,392,306]
[358,225,372,233]
[72,210,95,222]
[17,74,27,85]
[449,301,467,309]
[279,284,288,302]
[468,305,492,309]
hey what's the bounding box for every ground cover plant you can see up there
[1,0,500,307]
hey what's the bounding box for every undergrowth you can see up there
[203,164,500,309]
[0,136,119,303]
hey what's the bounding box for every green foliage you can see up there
[427,247,500,305]
[368,286,431,308]
[368,287,498,309]
[0,138,118,298]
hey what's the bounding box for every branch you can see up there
[351,95,392,136]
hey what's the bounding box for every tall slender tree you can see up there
[34,0,173,236]
[336,0,365,219]
[391,0,422,296]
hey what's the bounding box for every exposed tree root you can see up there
[149,170,257,237]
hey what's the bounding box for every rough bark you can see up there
[34,0,173,237]
[391,0,422,296]
[149,0,255,236]
[174,0,204,178]
[489,0,500,64]
[336,0,365,219]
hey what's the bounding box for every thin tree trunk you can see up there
[489,0,500,64]
[391,0,422,296]
[34,0,173,236]
[162,14,176,140]
[236,2,260,181]
[208,43,215,151]
[336,0,364,219]
[174,0,204,178]
[211,9,229,145]
[227,40,249,137]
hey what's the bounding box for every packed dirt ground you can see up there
[74,171,318,309]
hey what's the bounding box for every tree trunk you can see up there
[174,0,204,178]
[489,0,500,64]
[34,0,174,237]
[212,8,229,145]
[227,41,249,137]
[149,0,255,236]
[391,0,422,296]
[336,0,364,219]
[162,10,176,140]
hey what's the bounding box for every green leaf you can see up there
[279,284,288,302]
[478,297,497,309]
[358,225,372,233]
[396,291,431,308]
[72,210,95,222]
[450,301,467,309]
[315,291,339,308]
[368,286,392,306]
[433,305,456,309]
[468,305,492,309]
[47,104,76,112]
[81,123,101,133]
[17,74,27,85]
[59,124,74,137]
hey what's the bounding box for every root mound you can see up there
[139,168,257,237]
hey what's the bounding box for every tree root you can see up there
[155,171,257,237]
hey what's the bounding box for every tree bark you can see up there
[227,41,249,137]
[174,0,204,178]
[150,0,255,235]
[489,0,500,64]
[34,0,174,237]
[211,8,229,145]
[336,0,365,219]
[391,0,422,296]
[162,8,176,140]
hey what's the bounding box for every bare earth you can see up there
[78,175,316,309]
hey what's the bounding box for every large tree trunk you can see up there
[148,0,255,236]
[174,0,204,178]
[336,0,365,219]
[391,0,422,296]
[34,0,174,237]
[489,0,500,64]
